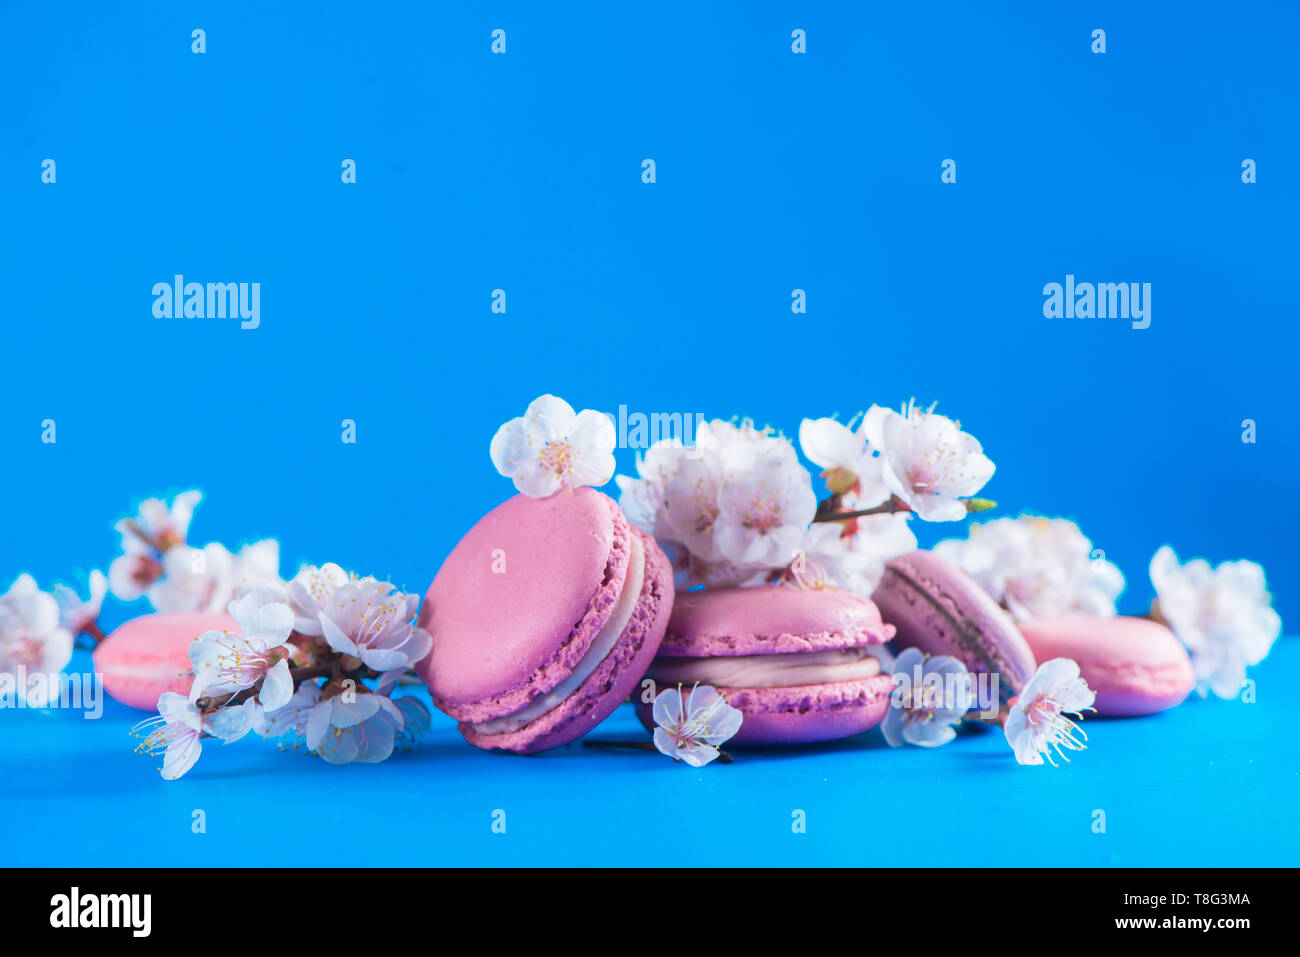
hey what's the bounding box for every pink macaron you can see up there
[93,611,235,710]
[635,586,896,746]
[872,550,1036,703]
[416,488,674,754]
[1019,616,1195,716]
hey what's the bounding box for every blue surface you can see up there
[2,642,1295,866]
[1,2,1297,864]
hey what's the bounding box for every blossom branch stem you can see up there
[193,661,372,714]
[813,494,996,524]
[121,518,165,553]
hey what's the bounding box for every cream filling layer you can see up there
[647,645,883,690]
[472,534,645,736]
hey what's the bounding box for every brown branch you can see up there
[813,494,996,524]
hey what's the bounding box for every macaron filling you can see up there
[645,645,883,690]
[470,534,646,736]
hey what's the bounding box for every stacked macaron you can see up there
[416,488,674,753]
[635,586,896,745]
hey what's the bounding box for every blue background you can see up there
[1,2,1296,866]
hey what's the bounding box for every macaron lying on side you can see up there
[93,612,236,710]
[1019,616,1196,716]
[635,586,897,746]
[416,488,674,754]
[873,550,1036,703]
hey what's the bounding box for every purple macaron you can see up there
[635,585,896,746]
[416,488,675,753]
[872,550,1036,703]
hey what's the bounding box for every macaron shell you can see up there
[460,525,674,754]
[660,586,895,657]
[636,673,894,746]
[1019,616,1195,716]
[873,550,1035,702]
[93,612,236,710]
[417,488,631,720]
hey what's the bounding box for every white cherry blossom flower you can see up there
[1150,546,1282,700]
[674,549,771,590]
[131,692,254,780]
[713,448,816,567]
[142,539,284,615]
[109,490,204,601]
[284,562,350,636]
[786,513,919,594]
[798,416,889,506]
[1004,658,1095,767]
[935,515,1124,621]
[783,523,881,593]
[318,577,433,680]
[0,574,74,706]
[883,648,973,748]
[255,682,321,742]
[652,683,743,767]
[188,589,296,711]
[116,490,203,554]
[391,696,432,744]
[660,452,727,561]
[147,542,237,613]
[490,394,616,497]
[230,539,284,594]
[53,569,108,636]
[861,400,994,522]
[107,545,163,602]
[306,688,407,764]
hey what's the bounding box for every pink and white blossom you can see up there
[882,648,972,748]
[619,419,812,565]
[1150,546,1281,700]
[713,449,817,567]
[798,416,890,507]
[1003,658,1095,767]
[147,542,237,613]
[255,682,321,741]
[107,546,164,602]
[284,562,350,636]
[305,688,407,764]
[652,683,743,767]
[145,539,283,615]
[0,574,74,706]
[259,683,429,759]
[116,490,203,555]
[188,589,297,710]
[132,692,254,780]
[784,514,918,595]
[490,394,617,497]
[935,515,1124,621]
[53,569,108,636]
[318,577,433,682]
[861,400,994,522]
